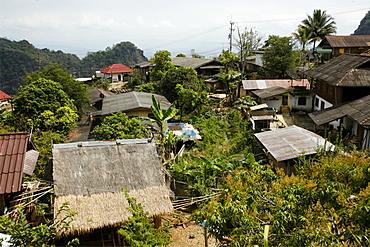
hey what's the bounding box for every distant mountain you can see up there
[0,38,148,94]
[353,10,370,35]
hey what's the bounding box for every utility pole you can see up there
[228,20,234,52]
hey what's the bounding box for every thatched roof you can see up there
[52,140,173,236]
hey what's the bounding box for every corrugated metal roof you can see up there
[309,94,370,126]
[172,57,223,69]
[101,64,133,74]
[321,35,370,48]
[304,54,370,86]
[0,133,29,194]
[255,125,335,162]
[242,79,310,90]
[252,86,288,99]
[101,91,171,116]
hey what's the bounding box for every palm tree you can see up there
[301,9,336,50]
[293,27,312,51]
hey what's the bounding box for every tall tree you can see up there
[300,9,336,49]
[25,64,90,116]
[150,50,174,82]
[12,78,78,136]
[261,35,297,79]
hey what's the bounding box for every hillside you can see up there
[0,38,148,95]
[353,10,370,35]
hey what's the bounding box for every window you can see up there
[315,98,319,107]
[339,48,345,53]
[298,97,306,106]
[321,101,325,110]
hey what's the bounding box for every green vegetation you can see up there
[92,111,151,140]
[118,191,172,247]
[0,203,79,247]
[11,78,78,136]
[191,151,370,246]
[298,9,337,49]
[25,64,90,116]
[261,35,297,79]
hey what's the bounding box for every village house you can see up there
[171,57,224,77]
[316,35,370,61]
[0,133,39,215]
[100,63,133,87]
[131,61,153,84]
[96,91,171,120]
[242,79,313,113]
[309,94,370,150]
[52,139,173,246]
[254,125,335,176]
[304,54,370,111]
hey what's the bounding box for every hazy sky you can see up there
[0,0,369,59]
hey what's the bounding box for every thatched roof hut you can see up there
[52,139,173,236]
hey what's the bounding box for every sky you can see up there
[0,0,369,60]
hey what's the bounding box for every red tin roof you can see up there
[0,91,11,100]
[0,133,30,194]
[101,64,133,74]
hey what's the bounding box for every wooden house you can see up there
[171,57,223,77]
[131,61,153,84]
[52,139,173,246]
[317,35,370,61]
[309,94,370,150]
[304,54,370,111]
[254,125,335,175]
[0,133,39,215]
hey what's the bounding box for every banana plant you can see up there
[150,95,178,163]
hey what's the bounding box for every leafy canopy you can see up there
[92,111,150,140]
[261,35,297,79]
[12,78,78,135]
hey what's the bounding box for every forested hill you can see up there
[353,10,370,35]
[0,38,148,95]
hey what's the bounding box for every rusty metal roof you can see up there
[309,94,370,126]
[254,125,335,162]
[320,35,370,48]
[304,54,370,86]
[252,86,288,99]
[242,79,310,90]
[0,133,29,194]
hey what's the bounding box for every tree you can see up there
[300,9,336,49]
[159,67,203,103]
[176,84,209,120]
[150,50,174,82]
[25,64,90,115]
[12,78,78,136]
[118,191,172,247]
[292,27,312,51]
[192,150,370,246]
[261,35,297,79]
[91,111,150,140]
[234,26,262,79]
